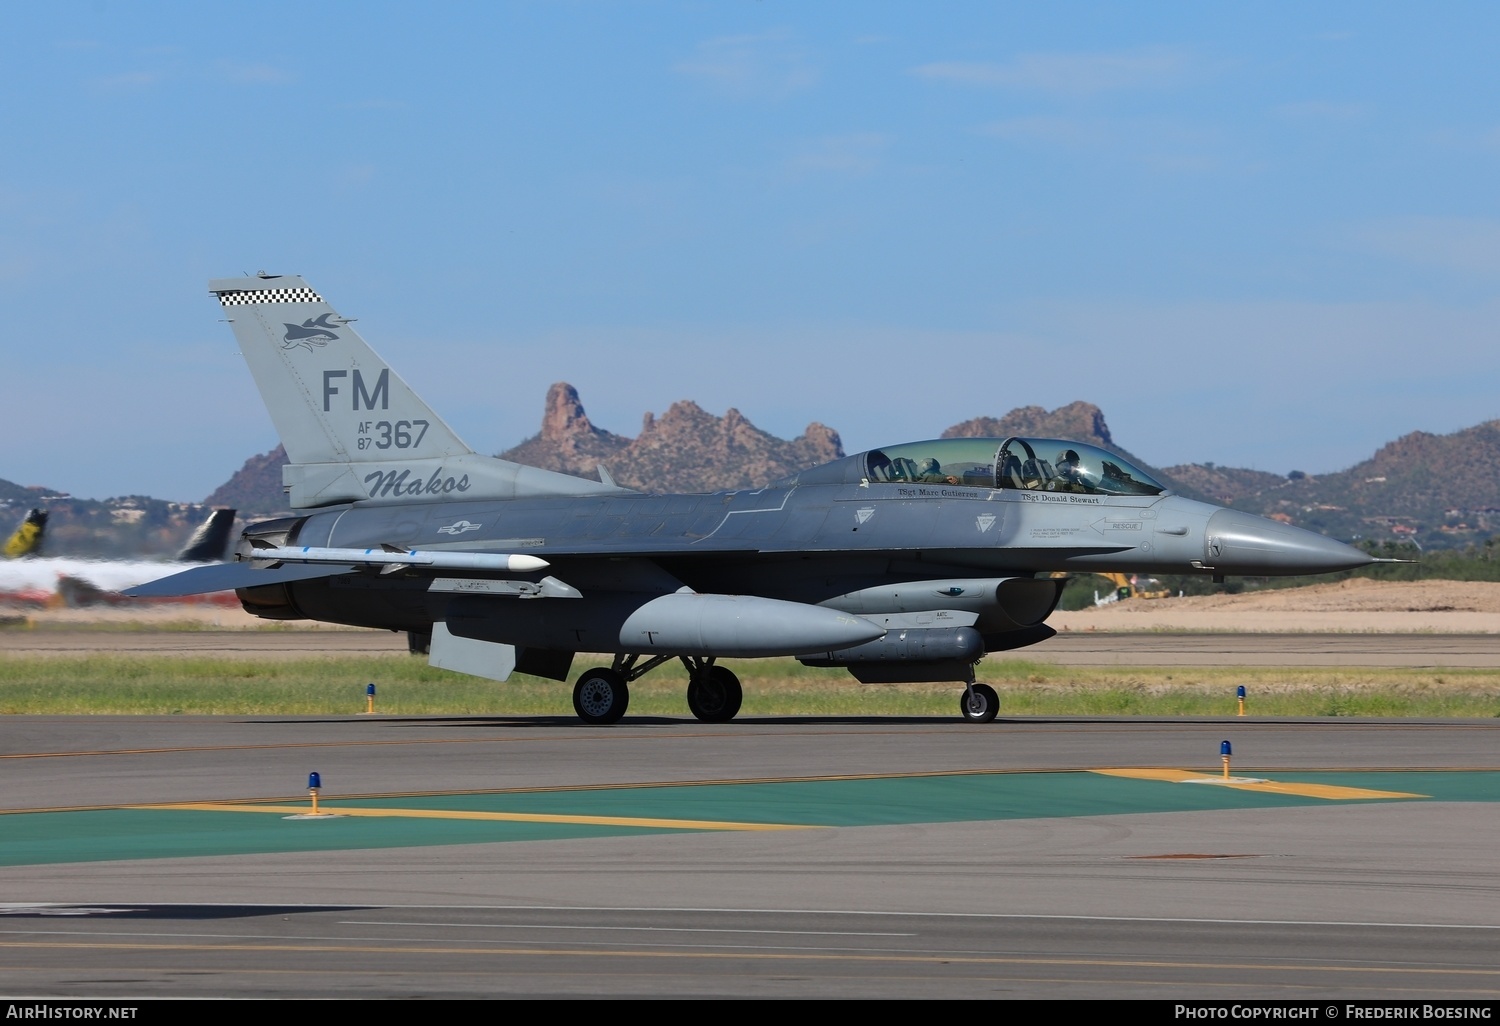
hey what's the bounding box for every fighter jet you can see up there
[130,274,1376,724]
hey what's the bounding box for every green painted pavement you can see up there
[0,770,1493,868]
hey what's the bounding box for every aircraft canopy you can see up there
[791,438,1165,496]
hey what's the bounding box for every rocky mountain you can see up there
[1206,421,1500,547]
[0,477,45,507]
[499,384,630,477]
[1157,463,1288,506]
[499,383,845,493]
[205,445,291,515]
[942,401,1118,450]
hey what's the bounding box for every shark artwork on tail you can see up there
[280,313,342,352]
[131,273,1383,725]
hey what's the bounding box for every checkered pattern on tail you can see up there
[216,287,324,306]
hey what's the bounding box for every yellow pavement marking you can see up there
[1091,768,1425,800]
[141,802,814,832]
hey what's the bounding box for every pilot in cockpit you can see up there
[1054,449,1088,492]
[917,458,960,485]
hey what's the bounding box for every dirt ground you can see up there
[1050,578,1500,633]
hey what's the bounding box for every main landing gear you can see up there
[570,654,744,726]
[683,658,742,723]
[570,656,993,726]
[572,667,630,725]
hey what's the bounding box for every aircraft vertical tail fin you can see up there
[210,274,622,508]
[3,509,46,559]
[177,508,237,563]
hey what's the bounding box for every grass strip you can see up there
[0,655,1497,717]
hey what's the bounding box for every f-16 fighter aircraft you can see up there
[130,274,1376,725]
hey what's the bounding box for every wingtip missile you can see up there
[256,545,549,574]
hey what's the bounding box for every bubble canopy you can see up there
[788,437,1167,497]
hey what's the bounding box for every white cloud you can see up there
[675,32,818,100]
[90,70,164,92]
[332,164,377,191]
[334,99,411,112]
[1356,216,1500,277]
[1274,100,1367,121]
[979,116,1222,171]
[785,132,891,175]
[215,61,296,86]
[1426,125,1500,153]
[912,48,1191,96]
[981,116,1103,148]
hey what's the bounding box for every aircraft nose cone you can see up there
[1205,509,1374,575]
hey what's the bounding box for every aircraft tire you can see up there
[573,668,629,725]
[686,666,743,723]
[959,682,999,724]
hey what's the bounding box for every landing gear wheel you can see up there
[959,682,999,724]
[686,666,743,723]
[573,668,629,725]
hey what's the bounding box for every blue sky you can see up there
[3,2,1497,501]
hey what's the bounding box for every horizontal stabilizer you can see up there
[123,561,357,598]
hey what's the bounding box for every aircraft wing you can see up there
[123,561,358,598]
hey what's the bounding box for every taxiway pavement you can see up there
[0,713,1495,999]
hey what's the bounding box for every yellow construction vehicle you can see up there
[1093,572,1172,605]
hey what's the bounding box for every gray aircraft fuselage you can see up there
[238,443,1365,669]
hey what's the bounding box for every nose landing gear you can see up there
[959,681,999,723]
[572,667,630,725]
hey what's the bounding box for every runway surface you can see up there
[7,628,1500,666]
[0,712,1496,999]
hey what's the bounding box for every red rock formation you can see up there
[501,387,844,493]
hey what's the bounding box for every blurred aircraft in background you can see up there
[2,509,47,559]
[0,508,236,608]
